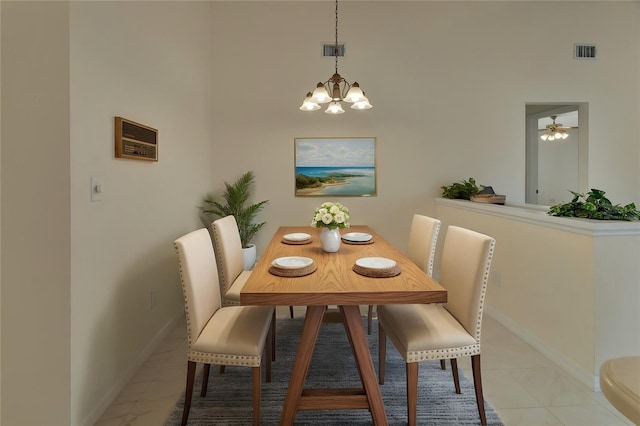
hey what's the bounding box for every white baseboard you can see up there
[485,306,599,391]
[82,311,184,426]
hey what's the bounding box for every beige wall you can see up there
[1,1,214,424]
[69,2,213,424]
[1,2,71,424]
[208,1,640,257]
[0,1,638,424]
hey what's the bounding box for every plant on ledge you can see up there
[548,189,640,221]
[441,177,483,200]
[200,171,269,248]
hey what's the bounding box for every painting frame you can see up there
[294,137,377,197]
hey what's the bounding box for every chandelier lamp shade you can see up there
[540,115,570,141]
[299,0,372,114]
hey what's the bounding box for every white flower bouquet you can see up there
[310,201,351,229]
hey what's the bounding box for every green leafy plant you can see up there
[441,177,483,200]
[548,189,640,221]
[200,171,269,248]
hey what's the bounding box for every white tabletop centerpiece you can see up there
[310,201,350,252]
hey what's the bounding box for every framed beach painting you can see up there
[294,137,376,197]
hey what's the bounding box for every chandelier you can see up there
[299,0,372,114]
[540,115,569,141]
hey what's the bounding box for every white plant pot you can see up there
[242,244,257,270]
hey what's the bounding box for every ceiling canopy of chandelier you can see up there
[299,0,372,114]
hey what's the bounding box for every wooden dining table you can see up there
[240,225,447,425]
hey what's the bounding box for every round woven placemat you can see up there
[281,238,312,245]
[269,262,317,277]
[341,238,374,245]
[352,264,401,278]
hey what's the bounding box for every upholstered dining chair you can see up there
[174,228,274,426]
[211,215,252,306]
[377,225,495,426]
[212,215,294,318]
[367,214,441,334]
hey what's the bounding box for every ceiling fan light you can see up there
[540,133,549,141]
[561,132,569,139]
[325,102,345,114]
[310,83,331,104]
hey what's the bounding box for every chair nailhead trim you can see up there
[188,351,262,367]
[406,344,481,363]
[174,242,196,348]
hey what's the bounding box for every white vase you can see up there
[242,244,257,270]
[320,228,341,252]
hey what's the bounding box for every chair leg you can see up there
[265,320,273,383]
[252,366,261,425]
[450,358,461,394]
[406,362,419,426]
[440,359,446,370]
[289,305,294,318]
[271,310,276,361]
[181,361,197,426]
[367,305,374,334]
[219,365,225,374]
[378,321,386,384]
[471,354,487,426]
[200,363,211,397]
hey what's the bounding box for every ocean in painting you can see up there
[295,166,376,196]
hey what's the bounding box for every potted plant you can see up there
[441,177,483,200]
[548,188,640,220]
[200,171,269,269]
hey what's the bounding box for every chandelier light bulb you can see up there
[325,102,345,114]
[351,93,372,110]
[310,83,331,104]
[343,82,365,103]
[299,92,321,111]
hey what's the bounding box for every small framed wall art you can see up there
[294,137,376,196]
[114,117,158,162]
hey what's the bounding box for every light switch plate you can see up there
[91,176,103,202]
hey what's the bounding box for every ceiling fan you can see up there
[539,115,578,141]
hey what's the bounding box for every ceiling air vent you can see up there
[574,44,597,60]
[323,43,345,57]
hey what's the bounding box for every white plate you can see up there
[342,232,373,242]
[283,233,311,242]
[272,256,314,269]
[355,257,396,270]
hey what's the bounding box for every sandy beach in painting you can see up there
[295,180,350,195]
[295,167,375,196]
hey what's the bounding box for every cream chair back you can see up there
[174,228,223,347]
[406,214,441,276]
[212,215,244,295]
[440,226,495,341]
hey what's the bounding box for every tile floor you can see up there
[95,307,633,426]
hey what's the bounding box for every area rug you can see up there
[165,317,503,425]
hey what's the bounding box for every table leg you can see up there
[280,305,327,426]
[340,305,389,426]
